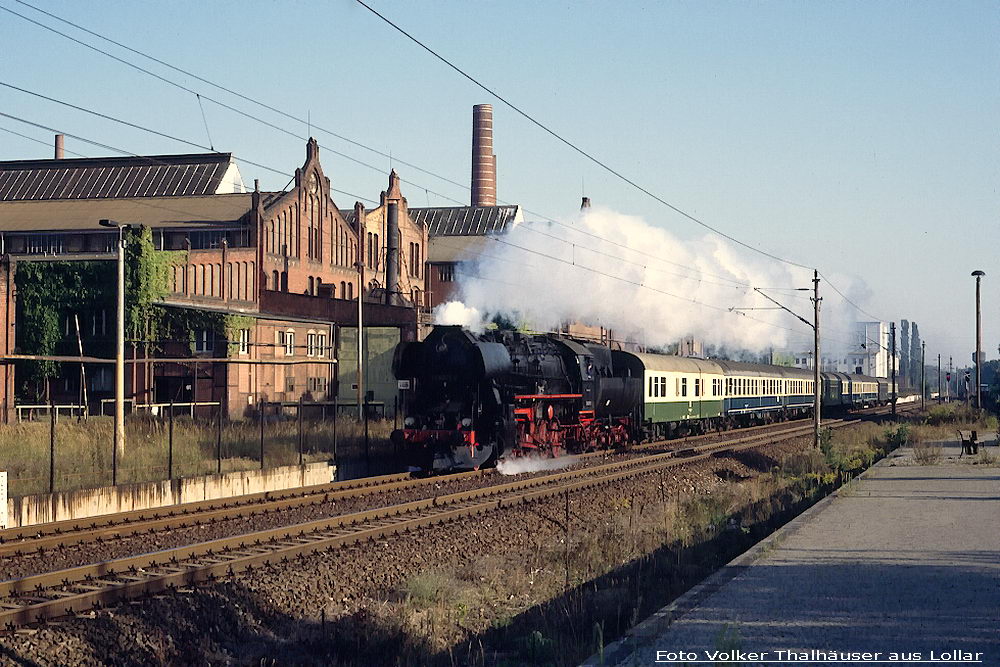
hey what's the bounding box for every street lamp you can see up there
[972,270,985,412]
[99,219,134,484]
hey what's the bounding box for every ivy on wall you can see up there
[14,226,253,401]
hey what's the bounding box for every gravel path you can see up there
[594,439,1000,666]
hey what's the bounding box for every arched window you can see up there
[234,262,241,300]
[280,271,288,292]
[307,276,314,295]
[374,233,379,269]
[347,282,353,300]
[247,262,254,296]
[272,270,279,291]
[340,281,346,299]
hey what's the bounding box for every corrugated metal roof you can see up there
[0,194,253,231]
[408,205,519,237]
[0,153,235,201]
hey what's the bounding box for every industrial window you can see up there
[25,234,64,254]
[195,329,213,353]
[439,264,455,282]
[238,329,250,355]
[681,377,688,397]
[190,231,226,249]
[91,310,107,337]
[307,377,328,394]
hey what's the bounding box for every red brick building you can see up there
[0,139,426,421]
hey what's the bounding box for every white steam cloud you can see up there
[496,455,579,476]
[436,206,869,356]
[433,300,487,332]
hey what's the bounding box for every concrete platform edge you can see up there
[582,448,900,667]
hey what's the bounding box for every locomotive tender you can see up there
[392,326,892,471]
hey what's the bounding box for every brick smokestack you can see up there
[54,134,64,159]
[471,104,496,206]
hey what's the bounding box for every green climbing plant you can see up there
[13,226,256,401]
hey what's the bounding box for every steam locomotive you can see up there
[391,326,892,471]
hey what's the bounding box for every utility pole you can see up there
[972,270,985,411]
[921,341,926,411]
[813,270,821,449]
[937,353,941,403]
[890,322,897,417]
[356,260,365,420]
[99,219,131,483]
[949,356,953,401]
[750,277,819,447]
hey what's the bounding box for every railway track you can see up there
[0,413,873,629]
[0,408,888,559]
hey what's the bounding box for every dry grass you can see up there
[0,414,393,497]
[387,468,826,665]
[911,441,943,465]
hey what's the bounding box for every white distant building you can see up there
[789,321,895,378]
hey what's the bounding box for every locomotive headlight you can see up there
[461,418,472,428]
[404,417,415,427]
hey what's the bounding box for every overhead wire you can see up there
[2,0,819,297]
[4,0,889,335]
[353,0,815,273]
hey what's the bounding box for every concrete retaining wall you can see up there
[4,462,332,529]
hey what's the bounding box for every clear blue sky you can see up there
[1,1,997,366]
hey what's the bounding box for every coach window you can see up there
[648,377,654,397]
[694,378,701,397]
[681,377,688,397]
[659,377,666,397]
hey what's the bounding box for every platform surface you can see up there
[589,440,1000,666]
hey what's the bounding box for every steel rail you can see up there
[0,416,856,628]
[0,470,480,556]
[1,406,899,559]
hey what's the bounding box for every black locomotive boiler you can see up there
[391,326,641,471]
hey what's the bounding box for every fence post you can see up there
[297,396,304,466]
[364,394,370,474]
[216,403,223,475]
[49,398,56,494]
[259,399,265,470]
[168,399,174,480]
[332,396,338,481]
